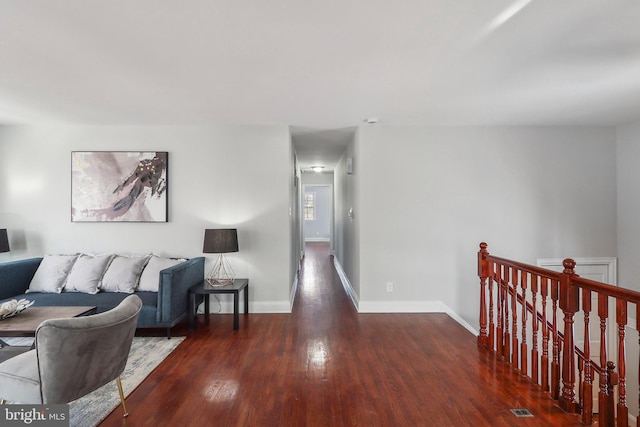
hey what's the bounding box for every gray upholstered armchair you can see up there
[0,294,142,416]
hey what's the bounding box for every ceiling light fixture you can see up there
[311,166,324,173]
[364,117,379,124]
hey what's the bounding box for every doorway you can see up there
[302,184,333,250]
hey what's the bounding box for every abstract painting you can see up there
[71,151,168,222]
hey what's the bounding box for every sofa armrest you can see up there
[156,257,204,324]
[0,258,42,300]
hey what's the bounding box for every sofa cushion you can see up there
[101,255,150,293]
[64,254,114,294]
[27,255,78,294]
[138,255,186,292]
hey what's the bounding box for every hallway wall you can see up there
[354,125,617,328]
[334,131,361,301]
[616,119,640,291]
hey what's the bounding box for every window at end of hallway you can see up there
[304,192,315,221]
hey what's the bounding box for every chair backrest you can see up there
[34,295,142,404]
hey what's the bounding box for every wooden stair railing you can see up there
[477,242,640,426]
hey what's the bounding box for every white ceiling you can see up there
[2,1,640,170]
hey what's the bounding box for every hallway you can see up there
[102,242,584,426]
[286,242,584,426]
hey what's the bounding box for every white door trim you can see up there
[536,257,617,286]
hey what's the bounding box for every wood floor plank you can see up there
[101,243,584,426]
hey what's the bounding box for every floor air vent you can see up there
[510,408,533,417]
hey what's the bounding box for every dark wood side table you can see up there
[188,279,249,330]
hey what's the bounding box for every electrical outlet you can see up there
[386,282,393,292]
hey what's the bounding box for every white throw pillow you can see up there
[64,254,114,294]
[138,256,186,292]
[27,255,79,293]
[100,255,151,293]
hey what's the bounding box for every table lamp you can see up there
[203,228,238,286]
[0,229,9,253]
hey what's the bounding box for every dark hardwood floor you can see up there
[102,242,585,426]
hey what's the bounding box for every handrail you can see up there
[483,247,640,308]
[573,274,640,300]
[477,242,639,427]
[485,254,563,280]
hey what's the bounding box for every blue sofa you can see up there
[0,257,205,337]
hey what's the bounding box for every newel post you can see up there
[559,258,580,413]
[478,242,489,348]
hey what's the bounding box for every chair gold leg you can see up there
[115,376,129,418]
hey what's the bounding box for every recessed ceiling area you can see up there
[1,1,640,170]
[291,127,356,173]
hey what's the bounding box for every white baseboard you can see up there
[305,237,330,242]
[332,258,477,336]
[251,301,291,313]
[444,307,478,336]
[357,300,478,335]
[332,257,360,310]
[357,300,444,313]
[197,297,291,314]
[290,272,299,311]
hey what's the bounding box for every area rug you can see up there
[69,336,185,427]
[1,336,185,427]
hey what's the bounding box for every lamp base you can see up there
[206,278,233,287]
[206,254,235,287]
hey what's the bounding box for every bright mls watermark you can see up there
[1,405,68,426]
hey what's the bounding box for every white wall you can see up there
[289,141,302,309]
[0,124,292,312]
[616,120,640,291]
[334,131,360,300]
[613,119,640,422]
[334,159,346,266]
[0,123,625,326]
[356,126,617,327]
